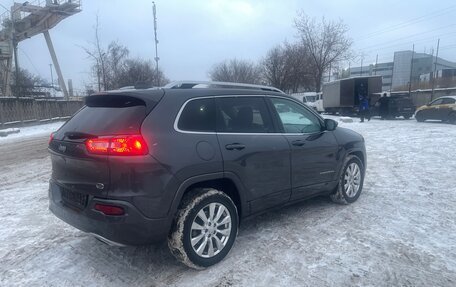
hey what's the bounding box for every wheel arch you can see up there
[349,150,365,169]
[169,173,247,224]
[336,148,366,179]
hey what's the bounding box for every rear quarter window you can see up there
[177,98,216,132]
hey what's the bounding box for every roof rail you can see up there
[163,81,285,94]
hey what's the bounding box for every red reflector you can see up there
[85,135,148,156]
[94,204,125,216]
[49,133,54,145]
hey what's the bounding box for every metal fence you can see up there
[0,97,83,127]
[410,88,456,107]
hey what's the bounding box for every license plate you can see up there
[61,188,88,210]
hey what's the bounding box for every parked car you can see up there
[48,81,367,268]
[415,96,456,124]
[290,92,318,110]
[372,94,415,119]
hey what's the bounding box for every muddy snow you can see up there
[0,118,455,286]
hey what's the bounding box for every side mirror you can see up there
[324,118,338,131]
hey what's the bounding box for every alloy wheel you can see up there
[190,202,232,258]
[344,162,361,198]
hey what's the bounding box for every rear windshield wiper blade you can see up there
[64,132,98,140]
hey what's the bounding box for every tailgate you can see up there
[48,92,163,200]
[49,139,110,197]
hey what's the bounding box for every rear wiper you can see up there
[64,132,98,140]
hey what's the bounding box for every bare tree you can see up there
[10,68,48,97]
[209,59,261,84]
[80,15,108,91]
[104,41,129,89]
[284,42,316,92]
[262,45,288,91]
[262,43,315,92]
[115,58,169,88]
[295,13,352,92]
[82,16,169,91]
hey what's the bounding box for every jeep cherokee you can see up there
[48,81,366,268]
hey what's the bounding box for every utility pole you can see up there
[374,54,378,75]
[390,61,394,93]
[431,38,440,100]
[49,63,54,87]
[328,62,331,82]
[152,2,160,87]
[408,44,415,97]
[360,57,363,76]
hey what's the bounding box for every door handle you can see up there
[225,143,246,150]
[291,140,306,147]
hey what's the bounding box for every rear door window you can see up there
[177,98,216,132]
[216,97,274,133]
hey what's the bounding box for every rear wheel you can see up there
[448,112,456,125]
[168,188,238,269]
[330,155,364,204]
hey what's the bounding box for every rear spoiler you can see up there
[88,89,165,113]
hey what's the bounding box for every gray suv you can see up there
[48,81,366,268]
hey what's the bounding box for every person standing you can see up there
[358,84,370,122]
[378,93,389,120]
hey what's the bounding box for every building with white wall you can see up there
[347,50,456,91]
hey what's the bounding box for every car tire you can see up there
[448,112,456,125]
[168,188,238,269]
[415,111,425,122]
[330,155,365,205]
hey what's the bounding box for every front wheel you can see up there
[330,155,365,204]
[415,111,425,122]
[168,188,238,269]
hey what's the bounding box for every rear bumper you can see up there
[49,180,171,245]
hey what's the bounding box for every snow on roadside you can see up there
[0,121,65,144]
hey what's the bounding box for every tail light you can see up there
[49,133,54,145]
[86,135,148,156]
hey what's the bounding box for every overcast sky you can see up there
[2,0,456,92]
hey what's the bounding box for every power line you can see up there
[18,47,42,75]
[356,31,456,58]
[357,24,456,51]
[355,4,456,41]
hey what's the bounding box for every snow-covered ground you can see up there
[1,118,456,286]
[0,121,65,144]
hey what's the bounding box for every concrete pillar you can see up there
[43,30,69,100]
[68,79,73,98]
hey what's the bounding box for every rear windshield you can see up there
[55,95,148,139]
